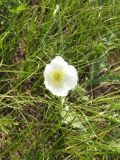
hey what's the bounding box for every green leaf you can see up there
[9,4,27,14]
[0,117,16,133]
[61,105,85,130]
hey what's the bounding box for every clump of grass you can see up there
[0,0,120,159]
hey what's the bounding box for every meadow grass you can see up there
[0,0,120,159]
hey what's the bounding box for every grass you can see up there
[0,0,120,159]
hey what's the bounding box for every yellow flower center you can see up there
[50,70,64,86]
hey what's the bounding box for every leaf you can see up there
[0,117,17,134]
[9,4,27,14]
[61,105,85,130]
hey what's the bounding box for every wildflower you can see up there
[53,4,59,16]
[44,56,78,96]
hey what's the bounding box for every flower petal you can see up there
[44,64,51,78]
[63,65,78,90]
[50,56,68,70]
[44,80,68,96]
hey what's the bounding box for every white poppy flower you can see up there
[44,56,78,97]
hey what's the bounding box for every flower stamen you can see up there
[50,70,64,86]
